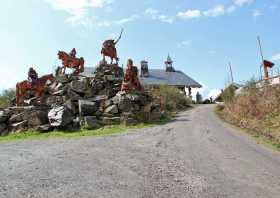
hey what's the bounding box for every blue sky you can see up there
[1,0,280,98]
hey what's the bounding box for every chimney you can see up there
[140,60,149,77]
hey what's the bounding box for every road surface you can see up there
[0,105,280,198]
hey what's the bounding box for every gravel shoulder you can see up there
[1,105,280,198]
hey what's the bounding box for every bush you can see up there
[222,85,236,103]
[156,85,191,111]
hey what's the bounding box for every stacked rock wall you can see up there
[0,63,162,135]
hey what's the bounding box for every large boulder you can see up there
[8,113,24,124]
[70,79,87,94]
[36,124,54,133]
[82,116,99,130]
[102,117,121,125]
[11,120,28,133]
[104,105,119,114]
[48,106,74,127]
[0,110,9,123]
[0,123,7,135]
[27,110,49,128]
[78,100,98,116]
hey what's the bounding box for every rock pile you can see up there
[0,62,162,135]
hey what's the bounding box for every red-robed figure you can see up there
[121,59,143,92]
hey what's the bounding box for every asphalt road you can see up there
[1,105,280,198]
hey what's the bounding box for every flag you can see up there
[263,60,275,68]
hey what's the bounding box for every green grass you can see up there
[0,123,155,143]
[215,105,280,152]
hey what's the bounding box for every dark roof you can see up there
[81,67,202,88]
[140,69,201,88]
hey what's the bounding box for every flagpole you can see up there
[257,36,267,79]
[228,62,234,84]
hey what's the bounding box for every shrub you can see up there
[221,81,280,144]
[156,85,191,111]
[222,85,236,104]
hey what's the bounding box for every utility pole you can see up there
[228,62,234,85]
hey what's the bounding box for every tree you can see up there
[0,89,16,108]
[196,92,202,104]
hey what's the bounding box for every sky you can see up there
[1,0,280,99]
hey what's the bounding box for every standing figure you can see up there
[101,29,123,64]
[121,59,143,92]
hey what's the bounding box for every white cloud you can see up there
[177,10,201,19]
[252,10,263,17]
[203,5,225,17]
[234,0,254,7]
[145,8,159,19]
[44,0,113,25]
[178,40,192,48]
[158,15,174,24]
[116,15,139,24]
[145,8,174,24]
[271,53,280,61]
[207,89,221,99]
[188,83,221,100]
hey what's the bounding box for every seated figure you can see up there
[28,67,38,85]
[121,59,143,92]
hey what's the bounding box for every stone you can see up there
[64,100,79,115]
[11,120,28,132]
[104,105,119,114]
[0,111,9,123]
[104,99,113,108]
[36,124,54,133]
[52,90,65,96]
[78,100,98,116]
[45,96,66,106]
[87,95,108,103]
[118,98,132,112]
[102,117,121,125]
[23,97,38,106]
[55,75,69,84]
[9,113,24,124]
[27,110,49,128]
[82,116,99,129]
[0,123,7,135]
[70,80,87,94]
[48,106,74,127]
[66,89,82,101]
[121,113,137,126]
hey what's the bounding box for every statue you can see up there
[140,60,149,77]
[101,29,123,64]
[28,67,39,84]
[57,49,85,75]
[121,59,143,92]
[69,48,76,58]
[16,68,54,106]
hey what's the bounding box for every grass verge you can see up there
[215,105,280,152]
[0,123,156,144]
